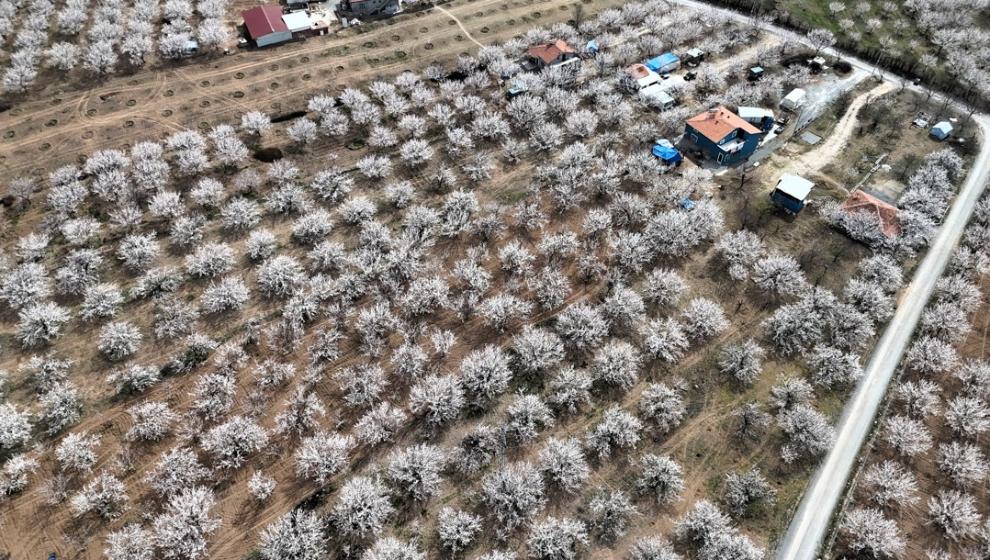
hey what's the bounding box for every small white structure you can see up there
[640,84,675,109]
[625,63,660,90]
[781,88,807,112]
[282,11,311,33]
[737,106,774,124]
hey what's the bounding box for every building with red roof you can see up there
[242,5,291,47]
[525,39,579,69]
[841,191,901,238]
[684,106,763,165]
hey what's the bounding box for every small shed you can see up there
[748,66,764,80]
[640,83,675,109]
[771,173,814,214]
[282,10,311,33]
[781,88,806,112]
[526,39,579,69]
[651,139,682,165]
[683,47,705,66]
[242,5,291,47]
[645,52,680,74]
[930,121,953,141]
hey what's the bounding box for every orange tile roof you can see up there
[527,39,576,65]
[686,106,760,142]
[841,191,901,238]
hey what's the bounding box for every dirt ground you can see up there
[836,275,990,559]
[0,0,626,176]
[0,4,964,559]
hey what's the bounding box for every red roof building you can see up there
[685,106,761,143]
[526,39,578,67]
[242,5,291,46]
[841,191,901,237]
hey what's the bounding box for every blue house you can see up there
[645,52,680,74]
[770,173,814,214]
[683,106,762,166]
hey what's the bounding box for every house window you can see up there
[690,133,698,143]
[717,152,725,163]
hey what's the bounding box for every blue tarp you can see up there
[645,52,680,73]
[586,39,599,53]
[651,140,682,165]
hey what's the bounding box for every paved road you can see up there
[663,0,990,557]
[776,116,990,558]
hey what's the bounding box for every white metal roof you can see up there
[640,83,674,105]
[737,106,774,121]
[933,121,953,133]
[282,11,311,31]
[783,88,806,102]
[775,173,814,201]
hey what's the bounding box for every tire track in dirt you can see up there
[1,0,526,172]
[436,5,486,49]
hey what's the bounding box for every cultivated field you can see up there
[0,0,979,559]
[836,185,990,558]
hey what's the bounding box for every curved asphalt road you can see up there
[662,1,990,557]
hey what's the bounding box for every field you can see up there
[1,0,629,174]
[0,0,980,559]
[835,203,990,558]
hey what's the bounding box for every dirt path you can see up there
[436,5,486,49]
[0,0,605,176]
[785,80,897,179]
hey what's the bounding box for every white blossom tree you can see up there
[152,486,220,560]
[258,509,327,560]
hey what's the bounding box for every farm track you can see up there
[0,1,644,557]
[0,0,602,175]
[783,80,897,181]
